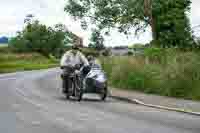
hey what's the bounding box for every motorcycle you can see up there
[61,65,83,101]
[61,63,108,101]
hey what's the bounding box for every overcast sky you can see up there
[0,0,199,46]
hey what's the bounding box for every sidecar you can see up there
[82,64,108,100]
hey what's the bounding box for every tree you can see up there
[152,0,194,48]
[64,0,194,48]
[65,0,148,34]
[89,29,105,50]
[24,14,35,24]
[9,35,28,52]
[10,18,73,57]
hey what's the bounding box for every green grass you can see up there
[0,52,59,74]
[100,49,200,101]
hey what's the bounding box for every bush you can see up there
[127,51,133,56]
[101,49,111,56]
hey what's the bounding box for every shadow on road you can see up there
[55,95,109,103]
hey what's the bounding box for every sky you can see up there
[0,0,200,46]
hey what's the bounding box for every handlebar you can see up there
[60,65,87,75]
[61,64,82,69]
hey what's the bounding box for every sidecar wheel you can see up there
[65,93,70,100]
[100,87,107,101]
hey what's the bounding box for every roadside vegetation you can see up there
[0,47,58,74]
[101,48,200,101]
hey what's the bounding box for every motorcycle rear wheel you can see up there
[65,93,70,99]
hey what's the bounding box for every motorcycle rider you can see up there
[60,45,89,94]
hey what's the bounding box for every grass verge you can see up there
[100,49,200,101]
[0,52,58,74]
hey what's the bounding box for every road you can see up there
[0,68,200,133]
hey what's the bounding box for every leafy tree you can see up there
[88,43,95,49]
[24,14,35,24]
[152,0,194,48]
[64,0,194,48]
[9,35,28,52]
[10,16,73,57]
[89,29,105,50]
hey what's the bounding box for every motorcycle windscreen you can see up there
[86,70,107,83]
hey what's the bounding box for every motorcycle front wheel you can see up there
[75,77,83,102]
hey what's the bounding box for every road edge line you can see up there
[110,95,200,116]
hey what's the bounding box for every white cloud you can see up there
[0,0,199,46]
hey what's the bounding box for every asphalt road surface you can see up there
[0,68,200,133]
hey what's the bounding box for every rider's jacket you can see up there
[60,50,89,67]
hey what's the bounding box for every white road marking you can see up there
[0,77,18,81]
[15,88,28,97]
[31,121,41,126]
